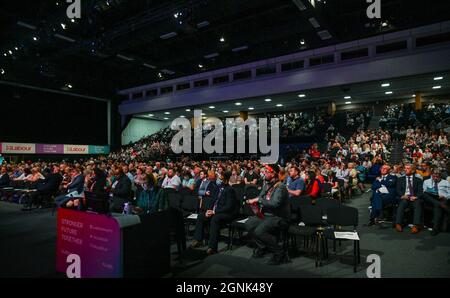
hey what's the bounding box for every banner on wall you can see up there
[64,145,89,155]
[36,144,64,154]
[88,145,110,155]
[1,143,36,154]
[0,142,109,155]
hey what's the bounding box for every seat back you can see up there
[316,198,340,217]
[327,206,358,228]
[321,183,332,194]
[166,190,182,209]
[299,205,323,226]
[232,184,246,201]
[290,196,313,215]
[181,194,198,212]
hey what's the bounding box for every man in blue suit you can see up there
[55,167,85,208]
[368,164,398,226]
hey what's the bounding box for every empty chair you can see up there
[322,206,360,272]
[288,205,325,267]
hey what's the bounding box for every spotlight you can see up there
[235,102,242,106]
[3,53,7,57]
[276,104,283,107]
[209,106,215,109]
[33,37,38,41]
[220,36,225,42]
[1,69,5,75]
[385,91,393,95]
[434,76,443,81]
[300,39,305,45]
[198,64,203,68]
[67,84,73,89]
[14,47,19,51]
[164,117,169,120]
[186,109,191,112]
[180,115,186,118]
[265,98,272,102]
[432,86,441,89]
[148,114,154,117]
[8,50,12,55]
[381,83,390,87]
[71,19,75,23]
[61,23,67,30]
[223,110,229,113]
[344,96,351,99]
[164,112,170,115]
[248,107,254,110]
[298,94,306,98]
[345,101,352,105]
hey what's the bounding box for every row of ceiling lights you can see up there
[146,75,446,119]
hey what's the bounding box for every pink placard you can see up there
[56,208,121,278]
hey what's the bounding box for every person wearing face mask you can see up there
[420,170,450,235]
[245,164,290,265]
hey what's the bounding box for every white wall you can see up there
[121,118,170,145]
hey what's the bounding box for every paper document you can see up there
[187,214,198,219]
[237,218,250,224]
[378,185,389,194]
[334,231,360,241]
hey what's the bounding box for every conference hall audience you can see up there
[0,102,449,267]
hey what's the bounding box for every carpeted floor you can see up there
[1,190,450,278]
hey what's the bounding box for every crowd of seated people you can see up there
[0,103,448,265]
[380,102,450,133]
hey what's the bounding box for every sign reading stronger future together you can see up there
[56,208,121,278]
[0,142,109,155]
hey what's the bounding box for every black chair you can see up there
[321,183,333,199]
[166,191,186,255]
[287,205,325,267]
[322,206,360,272]
[337,179,347,202]
[181,194,199,236]
[167,191,182,209]
[316,198,340,220]
[232,184,245,202]
[228,203,254,250]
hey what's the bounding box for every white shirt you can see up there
[423,178,450,200]
[162,175,181,190]
[404,175,414,196]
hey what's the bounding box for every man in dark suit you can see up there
[191,171,238,255]
[23,165,63,210]
[369,164,398,226]
[55,167,84,208]
[110,167,132,212]
[0,166,10,188]
[395,164,423,234]
[197,170,218,211]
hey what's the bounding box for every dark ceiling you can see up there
[1,0,449,99]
